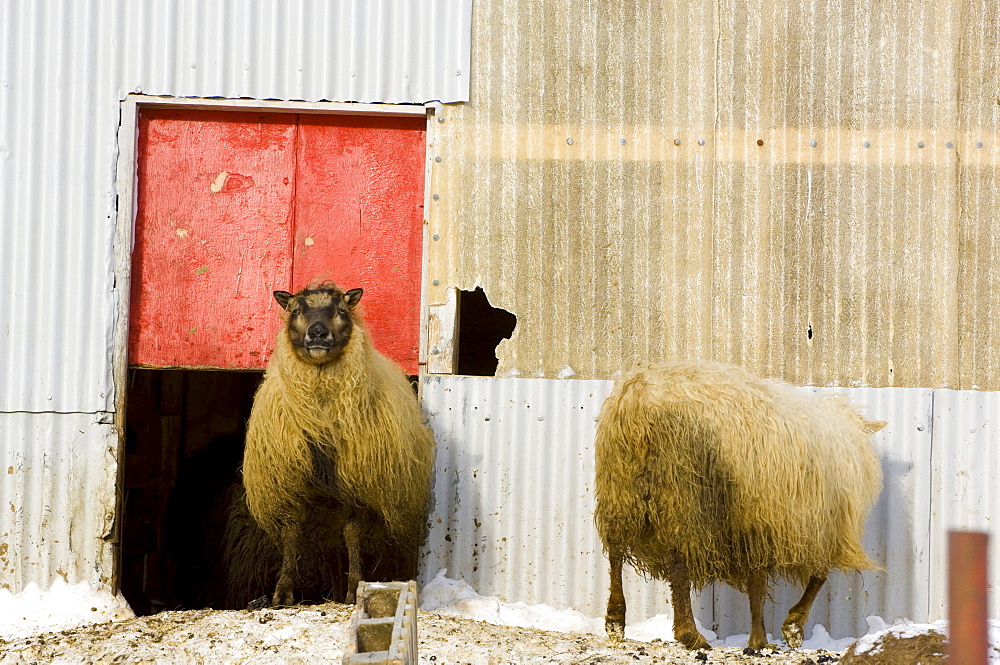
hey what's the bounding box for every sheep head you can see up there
[273,284,363,366]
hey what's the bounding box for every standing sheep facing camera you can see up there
[595,360,884,651]
[243,283,435,606]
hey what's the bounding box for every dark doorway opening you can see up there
[120,368,261,615]
[455,287,518,376]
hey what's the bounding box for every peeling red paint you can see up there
[129,109,425,372]
[210,171,255,193]
[223,173,253,191]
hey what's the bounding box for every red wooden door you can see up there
[129,108,425,373]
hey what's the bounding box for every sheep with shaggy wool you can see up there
[595,359,884,651]
[243,283,435,606]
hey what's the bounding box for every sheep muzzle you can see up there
[274,285,362,366]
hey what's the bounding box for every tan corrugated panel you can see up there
[957,0,1000,389]
[427,1,717,380]
[711,0,962,389]
[426,0,1000,388]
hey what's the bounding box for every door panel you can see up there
[293,114,425,372]
[129,109,425,372]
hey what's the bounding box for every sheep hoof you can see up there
[272,588,295,608]
[605,617,625,643]
[782,621,804,648]
[747,637,776,652]
[676,630,711,651]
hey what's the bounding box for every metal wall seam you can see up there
[421,376,939,639]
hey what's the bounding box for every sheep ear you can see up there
[344,288,363,308]
[273,291,294,310]
[865,419,887,434]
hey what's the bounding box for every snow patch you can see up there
[8,568,1000,664]
[421,570,603,634]
[802,622,859,651]
[0,580,134,640]
[262,626,300,645]
[850,618,947,656]
[420,571,898,653]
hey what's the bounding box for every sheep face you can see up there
[273,286,363,365]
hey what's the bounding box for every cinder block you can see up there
[342,580,418,665]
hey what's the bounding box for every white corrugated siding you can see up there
[0,0,469,593]
[0,414,119,591]
[420,376,974,640]
[928,390,1000,620]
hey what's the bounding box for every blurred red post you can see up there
[948,530,989,664]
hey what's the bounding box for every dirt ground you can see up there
[0,602,855,664]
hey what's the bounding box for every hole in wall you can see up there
[121,368,262,615]
[456,287,517,376]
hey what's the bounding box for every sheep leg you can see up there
[669,559,711,650]
[605,546,626,642]
[781,574,826,648]
[273,521,300,607]
[747,572,775,651]
[344,517,363,605]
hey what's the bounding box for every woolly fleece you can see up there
[243,294,435,553]
[594,360,884,591]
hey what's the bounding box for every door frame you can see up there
[110,94,435,592]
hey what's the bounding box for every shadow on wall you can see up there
[456,287,517,377]
[868,452,918,619]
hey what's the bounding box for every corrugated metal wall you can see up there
[422,377,989,639]
[425,0,1000,389]
[0,414,119,592]
[0,0,470,593]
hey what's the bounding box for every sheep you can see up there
[242,282,436,606]
[594,360,884,651]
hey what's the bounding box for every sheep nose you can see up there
[307,322,330,339]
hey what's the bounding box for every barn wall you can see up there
[424,0,1000,390]
[420,376,994,640]
[0,0,470,594]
